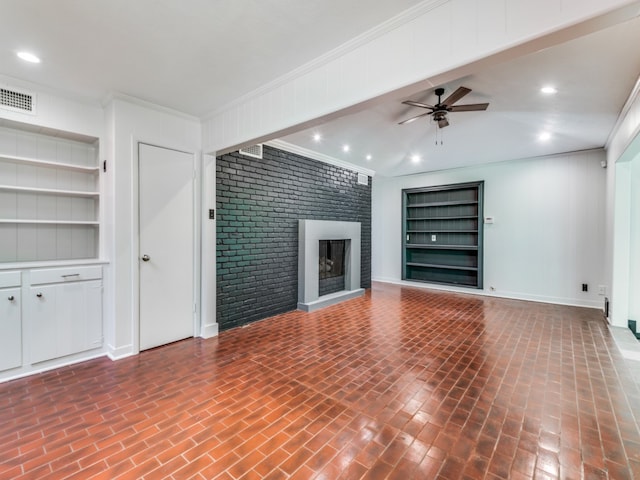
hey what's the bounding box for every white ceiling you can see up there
[1,1,639,177]
[0,0,424,116]
[279,16,640,176]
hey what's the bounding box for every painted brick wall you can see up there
[216,145,371,330]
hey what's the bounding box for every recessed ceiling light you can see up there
[366,154,372,161]
[342,145,350,153]
[17,51,41,63]
[538,131,552,141]
[411,154,421,163]
[313,133,321,142]
[540,86,557,95]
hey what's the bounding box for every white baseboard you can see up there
[0,350,106,384]
[372,277,603,310]
[200,322,219,339]
[107,343,136,361]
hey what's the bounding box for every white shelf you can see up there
[0,154,99,173]
[0,185,99,198]
[0,219,99,225]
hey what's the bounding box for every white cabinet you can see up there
[29,266,103,364]
[0,272,21,372]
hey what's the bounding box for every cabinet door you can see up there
[30,281,102,364]
[0,288,22,372]
[30,284,59,363]
[61,280,102,354]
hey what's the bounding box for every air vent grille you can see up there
[357,173,369,186]
[0,87,35,114]
[239,144,263,159]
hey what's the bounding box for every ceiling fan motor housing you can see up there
[433,111,447,121]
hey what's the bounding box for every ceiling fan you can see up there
[399,86,489,128]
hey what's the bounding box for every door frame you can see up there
[131,138,202,354]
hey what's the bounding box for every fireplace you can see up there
[298,220,364,312]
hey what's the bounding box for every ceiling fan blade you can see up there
[398,111,432,125]
[442,86,471,106]
[438,117,449,128]
[448,103,489,112]
[402,100,434,110]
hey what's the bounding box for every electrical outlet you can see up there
[582,283,588,292]
[431,234,437,242]
[598,285,606,295]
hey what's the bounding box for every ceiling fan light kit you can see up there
[399,86,489,128]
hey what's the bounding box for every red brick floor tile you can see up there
[1,283,640,479]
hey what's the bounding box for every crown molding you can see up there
[103,92,200,122]
[203,0,448,121]
[267,140,376,177]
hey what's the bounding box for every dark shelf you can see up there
[406,244,478,250]
[407,200,478,208]
[407,215,478,220]
[406,262,478,272]
[404,276,480,288]
[406,230,478,233]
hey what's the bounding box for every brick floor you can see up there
[1,282,639,479]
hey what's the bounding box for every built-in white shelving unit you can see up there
[0,125,100,263]
[0,120,104,381]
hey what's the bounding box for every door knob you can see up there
[142,254,150,262]
[8,295,14,301]
[36,293,43,298]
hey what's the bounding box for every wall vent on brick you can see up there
[0,86,36,114]
[239,144,263,159]
[357,173,369,185]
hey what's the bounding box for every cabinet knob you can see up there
[141,254,150,262]
[36,292,43,298]
[8,295,14,301]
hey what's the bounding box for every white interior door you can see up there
[139,143,194,350]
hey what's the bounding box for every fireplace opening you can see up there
[319,240,346,297]
[319,240,345,279]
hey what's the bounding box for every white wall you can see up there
[373,149,607,308]
[104,97,202,359]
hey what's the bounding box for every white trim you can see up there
[104,92,200,122]
[107,343,135,361]
[200,154,218,338]
[605,74,640,150]
[0,259,108,271]
[1,351,107,384]
[203,0,448,120]
[267,140,376,177]
[200,322,219,339]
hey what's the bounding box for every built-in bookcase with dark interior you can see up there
[402,181,484,288]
